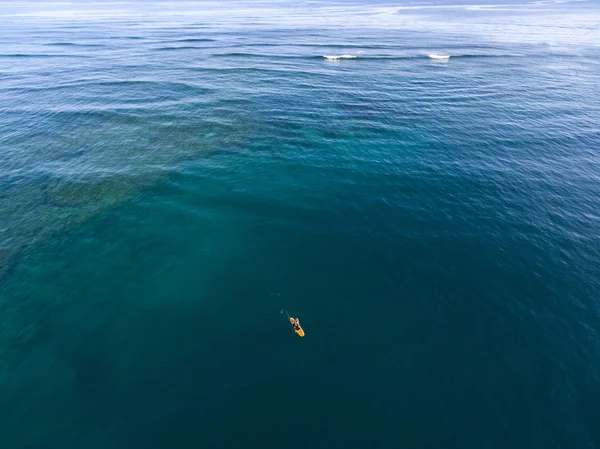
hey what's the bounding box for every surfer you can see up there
[282,310,305,337]
[290,317,305,337]
[291,318,301,331]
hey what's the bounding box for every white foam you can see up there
[428,53,450,60]
[323,54,357,60]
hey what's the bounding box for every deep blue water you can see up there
[1,1,600,448]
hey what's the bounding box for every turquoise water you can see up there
[1,1,600,448]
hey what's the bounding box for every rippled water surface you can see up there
[1,1,600,448]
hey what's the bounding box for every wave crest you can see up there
[428,53,450,60]
[323,54,357,60]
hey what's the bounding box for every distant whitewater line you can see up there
[323,54,357,60]
[320,53,515,61]
[428,53,450,60]
[202,51,520,61]
[321,53,521,61]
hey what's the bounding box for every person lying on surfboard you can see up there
[290,317,305,336]
[291,318,301,331]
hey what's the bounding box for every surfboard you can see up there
[290,317,305,337]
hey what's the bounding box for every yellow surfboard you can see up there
[290,317,305,337]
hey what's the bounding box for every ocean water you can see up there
[1,1,600,448]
